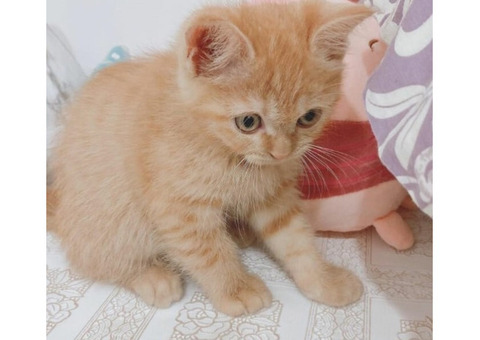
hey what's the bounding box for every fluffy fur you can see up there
[48,0,372,316]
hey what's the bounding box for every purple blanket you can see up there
[363,0,432,216]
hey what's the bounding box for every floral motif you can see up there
[320,229,367,271]
[308,300,366,340]
[308,231,368,339]
[340,312,364,340]
[397,316,432,340]
[46,267,93,334]
[47,293,77,324]
[76,288,155,340]
[366,83,432,170]
[241,248,292,285]
[367,267,432,300]
[394,13,432,57]
[47,209,431,340]
[365,81,433,215]
[171,292,282,340]
[176,301,231,338]
[311,207,432,338]
[309,305,337,339]
[229,322,278,340]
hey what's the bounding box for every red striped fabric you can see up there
[299,120,395,199]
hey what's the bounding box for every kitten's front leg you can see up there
[161,205,271,316]
[250,194,363,307]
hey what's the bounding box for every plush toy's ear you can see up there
[184,18,255,79]
[311,4,373,69]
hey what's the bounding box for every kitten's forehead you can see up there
[229,95,264,117]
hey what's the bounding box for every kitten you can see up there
[48,0,372,316]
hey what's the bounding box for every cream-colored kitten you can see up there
[48,0,372,316]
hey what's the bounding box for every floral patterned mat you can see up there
[47,208,432,340]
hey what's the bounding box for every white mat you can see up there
[47,208,432,340]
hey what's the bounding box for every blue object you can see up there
[94,46,130,73]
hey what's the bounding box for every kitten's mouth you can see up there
[237,156,270,168]
[240,154,294,167]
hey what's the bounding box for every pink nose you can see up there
[269,151,289,160]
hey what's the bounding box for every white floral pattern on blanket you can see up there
[46,208,432,340]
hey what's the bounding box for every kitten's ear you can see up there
[311,4,373,68]
[184,18,255,79]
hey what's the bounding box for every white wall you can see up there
[47,0,204,75]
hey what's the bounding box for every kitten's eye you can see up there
[297,109,322,128]
[235,114,262,133]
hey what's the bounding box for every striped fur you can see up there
[48,0,371,316]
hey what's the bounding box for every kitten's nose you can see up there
[269,136,292,160]
[269,150,290,160]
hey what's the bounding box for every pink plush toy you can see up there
[299,16,415,250]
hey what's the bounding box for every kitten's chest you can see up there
[219,163,298,213]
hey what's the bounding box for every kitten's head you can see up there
[176,0,372,166]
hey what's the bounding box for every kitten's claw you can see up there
[129,266,184,308]
[211,274,272,317]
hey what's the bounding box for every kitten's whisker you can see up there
[311,149,355,165]
[309,144,359,163]
[308,145,361,178]
[301,157,323,197]
[302,153,328,195]
[305,150,341,184]
[307,149,352,179]
[303,156,325,195]
[307,150,355,190]
[300,158,312,198]
[304,150,345,194]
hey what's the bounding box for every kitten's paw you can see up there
[212,274,272,317]
[129,266,183,308]
[297,265,363,307]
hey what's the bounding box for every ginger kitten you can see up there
[48,0,372,316]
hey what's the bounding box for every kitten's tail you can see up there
[47,186,58,232]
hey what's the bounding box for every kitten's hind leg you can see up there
[127,262,183,308]
[250,193,363,307]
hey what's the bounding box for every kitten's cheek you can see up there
[226,137,252,155]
